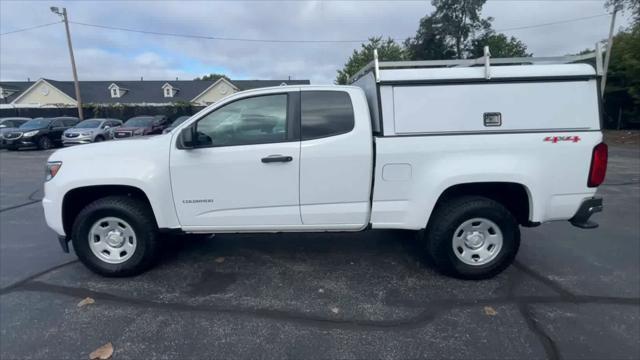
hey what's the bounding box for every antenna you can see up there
[373,49,380,83]
[484,46,491,80]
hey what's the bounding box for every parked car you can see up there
[4,117,79,150]
[62,118,123,146]
[163,115,191,134]
[44,54,606,279]
[114,115,168,139]
[0,117,30,149]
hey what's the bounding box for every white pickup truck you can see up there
[43,52,607,279]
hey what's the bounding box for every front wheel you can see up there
[71,196,159,276]
[38,136,52,150]
[424,196,520,280]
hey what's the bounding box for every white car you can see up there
[42,52,607,279]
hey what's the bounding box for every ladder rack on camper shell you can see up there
[347,44,605,85]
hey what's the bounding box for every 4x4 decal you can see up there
[544,136,581,143]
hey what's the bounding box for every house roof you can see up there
[0,81,35,103]
[2,78,310,104]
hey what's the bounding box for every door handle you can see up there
[261,155,293,163]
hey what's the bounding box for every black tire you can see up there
[71,196,159,277]
[94,136,104,142]
[424,196,520,280]
[37,136,52,150]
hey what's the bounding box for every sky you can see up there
[0,0,634,84]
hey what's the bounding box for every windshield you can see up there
[74,120,102,128]
[172,116,190,127]
[124,117,153,127]
[19,118,50,129]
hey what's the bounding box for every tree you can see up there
[431,0,492,59]
[469,32,531,58]
[335,37,405,84]
[606,0,640,24]
[604,23,640,128]
[194,73,230,82]
[405,15,456,61]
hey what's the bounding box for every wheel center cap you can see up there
[465,231,485,249]
[106,230,124,247]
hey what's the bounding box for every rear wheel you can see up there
[424,196,520,280]
[38,136,52,150]
[71,196,159,277]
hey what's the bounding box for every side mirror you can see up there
[0,124,6,128]
[104,125,111,130]
[179,126,196,149]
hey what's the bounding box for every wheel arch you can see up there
[62,185,158,237]
[430,182,534,227]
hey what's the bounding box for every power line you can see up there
[0,13,611,41]
[495,13,609,32]
[69,13,611,44]
[70,21,368,43]
[0,21,61,36]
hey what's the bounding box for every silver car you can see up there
[62,118,123,146]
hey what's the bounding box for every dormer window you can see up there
[108,83,127,98]
[162,83,179,98]
[0,86,18,99]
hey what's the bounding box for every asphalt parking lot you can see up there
[0,146,639,360]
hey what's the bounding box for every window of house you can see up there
[301,91,354,140]
[110,87,119,98]
[164,87,173,97]
[195,94,288,147]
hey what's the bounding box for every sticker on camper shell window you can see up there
[543,136,581,143]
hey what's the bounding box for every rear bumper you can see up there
[569,197,603,229]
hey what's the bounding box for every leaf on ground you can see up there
[330,307,339,314]
[214,257,225,263]
[318,288,325,293]
[89,342,113,360]
[77,297,95,307]
[484,306,497,316]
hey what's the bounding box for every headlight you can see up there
[134,129,144,135]
[80,132,92,136]
[45,161,62,181]
[23,130,39,137]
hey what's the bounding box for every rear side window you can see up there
[301,91,354,140]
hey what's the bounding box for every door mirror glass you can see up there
[179,126,195,149]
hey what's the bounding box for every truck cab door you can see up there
[170,91,301,230]
[298,89,373,229]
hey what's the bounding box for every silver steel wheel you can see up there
[88,217,137,264]
[452,218,503,266]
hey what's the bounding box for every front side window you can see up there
[301,91,354,140]
[125,117,153,127]
[195,94,287,147]
[75,120,101,128]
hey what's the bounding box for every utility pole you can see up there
[50,7,83,119]
[601,6,619,98]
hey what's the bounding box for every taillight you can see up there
[588,143,608,187]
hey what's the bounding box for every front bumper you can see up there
[569,197,603,229]
[4,139,36,149]
[62,139,93,146]
[63,137,92,145]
